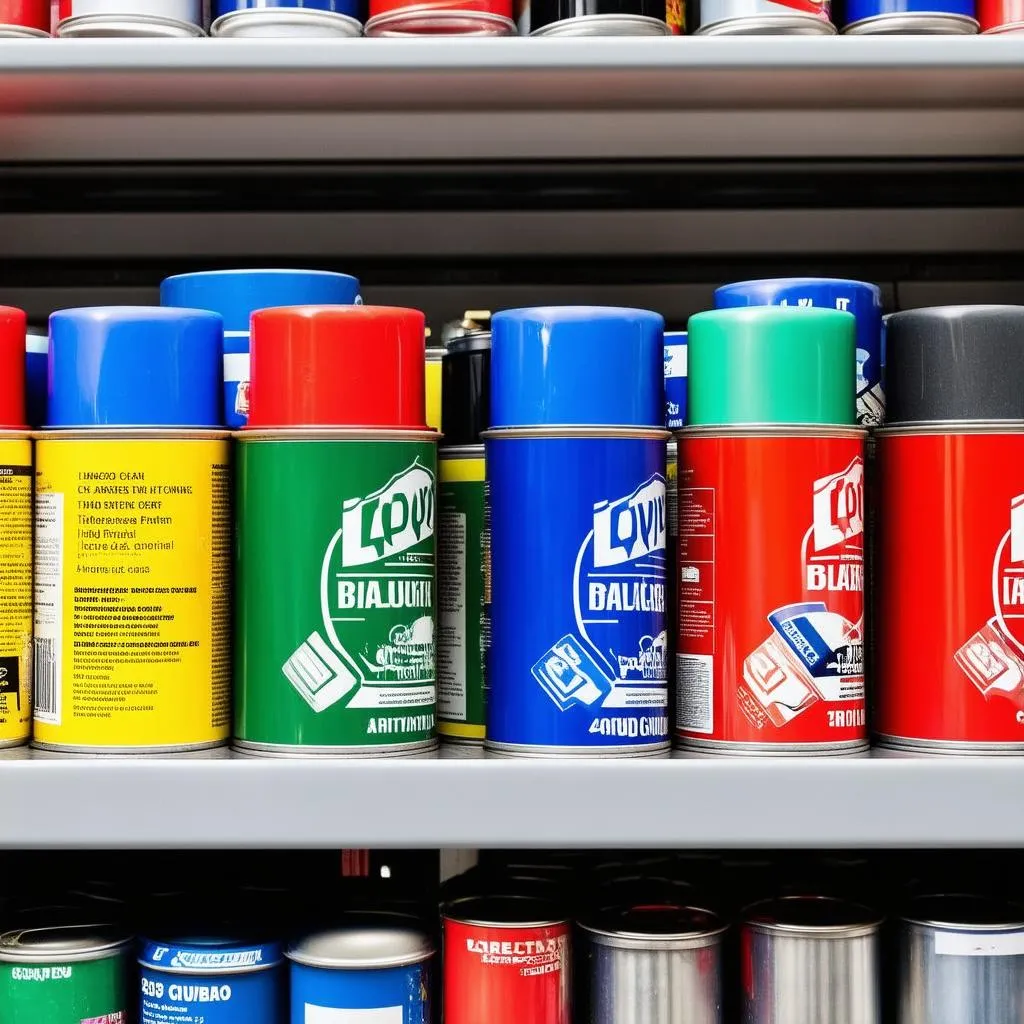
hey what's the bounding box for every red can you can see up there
[364,0,515,35]
[248,305,427,430]
[0,306,27,430]
[979,0,1024,29]
[443,896,571,1024]
[676,426,868,754]
[0,0,49,33]
[876,426,1024,752]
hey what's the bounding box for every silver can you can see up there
[742,896,882,1024]
[694,0,835,33]
[899,895,1024,1024]
[211,8,362,36]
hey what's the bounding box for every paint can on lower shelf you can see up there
[364,0,514,34]
[56,0,206,35]
[210,0,364,35]
[520,0,674,36]
[0,0,50,34]
[980,0,1024,28]
[692,0,835,34]
[840,0,977,31]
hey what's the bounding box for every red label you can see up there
[443,918,570,1024]
[0,0,50,29]
[676,434,867,748]
[978,0,1024,30]
[771,0,831,17]
[877,432,1024,744]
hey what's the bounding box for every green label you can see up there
[437,458,487,740]
[0,956,128,1024]
[235,439,437,750]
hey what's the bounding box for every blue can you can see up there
[139,937,285,1024]
[714,278,885,426]
[664,330,687,429]
[48,307,223,429]
[159,269,361,428]
[485,307,669,756]
[288,922,433,1024]
[25,327,47,429]
[841,0,976,31]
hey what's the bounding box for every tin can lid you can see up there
[903,894,1024,932]
[247,305,427,429]
[0,306,27,429]
[687,306,856,426]
[884,305,1024,424]
[139,936,284,973]
[443,894,568,928]
[490,306,664,428]
[581,904,726,948]
[160,269,361,334]
[0,923,132,963]
[287,920,434,969]
[47,306,223,428]
[743,896,882,938]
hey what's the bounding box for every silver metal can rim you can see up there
[531,13,672,35]
[444,896,569,930]
[486,740,670,757]
[34,428,230,440]
[287,933,435,970]
[902,894,1024,931]
[211,8,363,36]
[842,11,978,32]
[877,420,1024,436]
[875,733,1024,755]
[232,739,439,757]
[138,955,283,975]
[440,443,485,458]
[580,914,728,948]
[983,20,1024,30]
[696,12,836,34]
[483,425,671,440]
[56,13,206,36]
[743,897,883,937]
[675,737,869,756]
[677,424,865,439]
[236,428,439,441]
[0,928,133,963]
[425,347,447,362]
[0,429,31,439]
[0,25,49,36]
[32,740,229,755]
[364,9,516,35]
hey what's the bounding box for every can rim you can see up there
[286,924,434,969]
[877,420,1024,435]
[34,428,230,439]
[743,896,883,937]
[531,13,672,35]
[696,12,836,34]
[138,937,284,974]
[237,428,439,441]
[0,25,49,37]
[443,894,569,929]
[842,11,978,32]
[364,8,515,35]
[211,7,362,35]
[678,424,865,438]
[579,905,727,948]
[903,894,1024,931]
[483,425,670,439]
[0,924,133,963]
[439,443,485,457]
[55,13,206,36]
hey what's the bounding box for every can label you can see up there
[438,453,487,741]
[664,336,687,429]
[443,919,569,1024]
[676,433,867,747]
[0,955,129,1023]
[425,355,442,432]
[291,961,430,1024]
[878,432,1024,745]
[32,437,230,750]
[235,439,438,750]
[486,436,669,750]
[0,437,32,745]
[666,441,678,730]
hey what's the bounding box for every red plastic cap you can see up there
[0,307,27,430]
[248,305,427,429]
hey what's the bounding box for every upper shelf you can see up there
[1,37,1024,163]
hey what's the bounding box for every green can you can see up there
[235,430,439,755]
[0,922,131,1024]
[437,445,487,744]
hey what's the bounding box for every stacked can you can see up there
[234,305,439,757]
[364,0,513,35]
[0,0,50,34]
[437,314,491,747]
[0,307,32,749]
[980,0,1023,28]
[839,0,978,31]
[33,307,229,754]
[485,307,670,757]
[210,0,364,35]
[875,306,1024,754]
[56,0,205,35]
[160,269,362,431]
[675,306,867,756]
[691,0,835,34]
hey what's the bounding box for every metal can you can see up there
[841,0,977,31]
[139,937,285,1024]
[160,270,362,429]
[714,279,885,427]
[980,0,1024,28]
[288,919,433,1023]
[692,0,835,34]
[486,306,669,757]
[210,0,363,34]
[579,905,725,1024]
[364,0,514,34]
[56,0,205,34]
[742,896,882,1024]
[521,0,672,36]
[25,326,47,429]
[33,307,229,754]
[899,895,1024,1024]
[666,438,678,736]
[664,331,687,430]
[0,0,50,34]
[443,896,570,1024]
[425,345,445,433]
[0,923,132,1023]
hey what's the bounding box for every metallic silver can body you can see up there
[694,0,834,33]
[742,896,881,1024]
[899,896,1024,1024]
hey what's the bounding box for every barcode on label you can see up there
[33,637,59,725]
[677,654,713,734]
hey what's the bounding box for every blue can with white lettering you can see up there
[288,919,433,1024]
[139,936,285,1024]
[485,306,670,757]
[664,330,687,429]
[25,326,47,428]
[160,269,361,428]
[714,278,885,426]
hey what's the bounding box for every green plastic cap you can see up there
[687,306,857,426]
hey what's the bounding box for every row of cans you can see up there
[0,0,1020,36]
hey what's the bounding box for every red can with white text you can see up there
[0,0,49,34]
[876,425,1024,752]
[443,895,571,1024]
[980,0,1024,30]
[675,426,868,754]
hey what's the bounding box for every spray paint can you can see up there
[33,307,230,753]
[438,316,491,745]
[160,269,361,429]
[580,904,725,1024]
[742,896,882,1024]
[899,895,1024,1024]
[664,330,687,431]
[664,330,686,731]
[485,307,670,756]
[676,307,867,755]
[234,305,438,756]
[876,305,1024,752]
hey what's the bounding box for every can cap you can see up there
[48,307,223,428]
[581,904,726,949]
[490,306,664,428]
[743,895,882,938]
[287,919,433,970]
[884,305,1024,423]
[443,894,567,928]
[0,923,132,963]
[248,305,426,429]
[687,306,856,426]
[0,306,27,430]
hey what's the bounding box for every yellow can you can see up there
[425,346,445,432]
[32,431,230,752]
[0,434,33,747]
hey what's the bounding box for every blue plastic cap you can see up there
[48,307,224,428]
[490,306,665,428]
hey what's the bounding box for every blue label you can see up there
[486,435,669,750]
[664,333,687,429]
[767,602,864,679]
[844,0,973,22]
[215,0,362,16]
[25,333,47,429]
[223,331,250,429]
[290,961,430,1023]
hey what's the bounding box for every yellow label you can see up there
[425,359,442,432]
[667,441,677,538]
[440,455,485,484]
[0,438,33,745]
[33,438,230,750]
